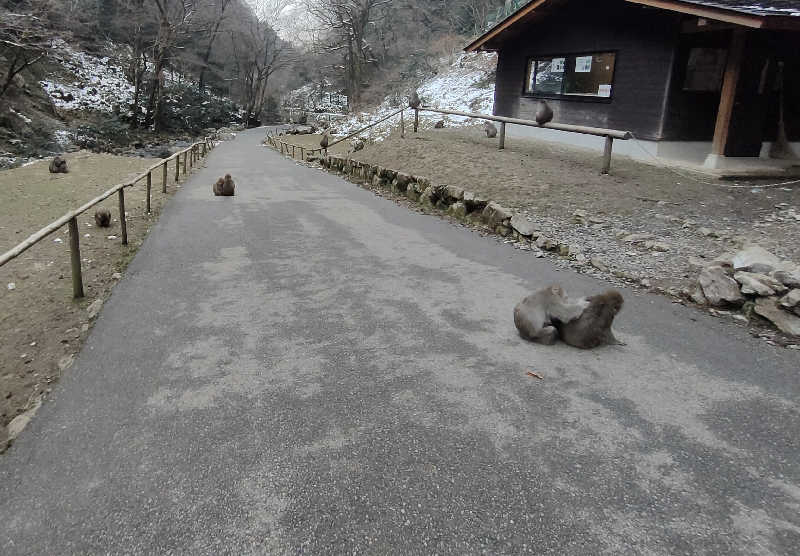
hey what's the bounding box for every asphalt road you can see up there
[1,129,799,555]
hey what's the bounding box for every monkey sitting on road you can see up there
[483,121,497,138]
[94,208,111,227]
[553,290,625,349]
[212,174,235,196]
[514,285,589,345]
[49,156,68,173]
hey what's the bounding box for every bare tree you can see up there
[197,0,233,92]
[0,9,50,103]
[305,0,390,108]
[229,0,295,125]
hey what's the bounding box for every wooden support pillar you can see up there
[182,151,187,174]
[414,109,419,133]
[601,136,613,174]
[499,122,506,150]
[146,171,151,213]
[118,188,128,245]
[711,29,746,156]
[175,154,180,181]
[68,217,84,299]
[162,161,168,193]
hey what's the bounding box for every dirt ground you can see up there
[0,151,193,452]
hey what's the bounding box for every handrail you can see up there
[418,106,632,140]
[0,135,216,296]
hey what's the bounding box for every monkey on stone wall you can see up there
[514,285,589,345]
[553,290,625,349]
[49,156,68,173]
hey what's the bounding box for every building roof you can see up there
[465,0,800,52]
[678,1,800,17]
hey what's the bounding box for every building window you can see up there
[525,52,616,99]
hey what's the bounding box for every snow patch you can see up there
[39,39,134,112]
[327,52,497,143]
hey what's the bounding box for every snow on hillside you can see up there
[333,52,497,142]
[40,39,135,112]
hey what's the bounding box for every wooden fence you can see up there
[266,102,631,174]
[0,136,216,299]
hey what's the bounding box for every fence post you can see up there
[162,161,168,193]
[292,145,296,158]
[300,146,304,160]
[601,136,613,174]
[146,171,152,213]
[118,188,128,246]
[183,150,188,174]
[175,154,180,181]
[401,110,405,138]
[499,122,506,150]
[68,217,84,299]
[414,109,419,133]
[188,147,193,170]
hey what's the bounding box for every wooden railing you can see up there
[415,106,632,174]
[0,136,216,298]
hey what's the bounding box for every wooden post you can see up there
[162,161,167,193]
[499,122,506,150]
[175,154,180,181]
[414,109,419,132]
[188,148,193,169]
[300,147,305,160]
[601,136,613,175]
[118,188,128,245]
[68,217,84,299]
[183,150,187,174]
[401,110,405,138]
[146,171,151,213]
[292,145,296,158]
[711,29,746,156]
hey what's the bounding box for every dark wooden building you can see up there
[465,0,800,169]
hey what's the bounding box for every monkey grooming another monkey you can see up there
[49,156,68,173]
[483,121,497,138]
[94,208,111,227]
[514,285,589,345]
[553,290,625,349]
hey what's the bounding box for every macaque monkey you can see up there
[514,285,589,345]
[49,156,68,173]
[554,290,625,349]
[94,208,111,227]
[535,100,554,126]
[483,121,497,138]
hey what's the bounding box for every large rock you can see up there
[481,202,512,227]
[510,214,537,237]
[779,289,800,309]
[442,185,464,204]
[447,201,467,219]
[462,191,488,212]
[755,298,800,336]
[733,272,788,297]
[772,263,800,288]
[732,245,781,274]
[699,265,744,306]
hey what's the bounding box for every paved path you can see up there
[2,129,799,555]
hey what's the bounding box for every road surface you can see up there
[1,128,799,554]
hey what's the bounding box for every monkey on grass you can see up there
[553,290,625,349]
[513,285,589,345]
[94,208,111,227]
[212,174,235,196]
[49,156,68,174]
[483,121,497,138]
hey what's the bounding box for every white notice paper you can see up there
[598,84,612,97]
[575,56,592,73]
